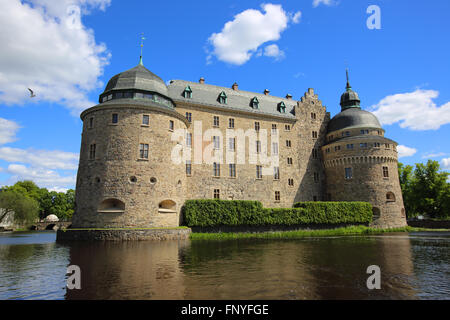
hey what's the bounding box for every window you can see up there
[287,157,293,165]
[346,144,354,150]
[311,113,316,120]
[255,122,260,132]
[286,140,291,148]
[229,138,236,151]
[272,142,279,155]
[229,164,236,178]
[360,129,369,135]
[112,113,118,124]
[383,166,389,178]
[274,166,280,180]
[312,148,319,159]
[228,118,235,128]
[275,191,281,202]
[185,112,192,123]
[214,189,220,199]
[314,172,319,183]
[186,160,192,176]
[326,148,331,153]
[278,102,286,113]
[139,143,149,159]
[272,124,277,133]
[386,192,396,202]
[186,133,192,147]
[256,165,262,179]
[385,144,390,149]
[213,116,220,127]
[288,178,294,186]
[142,115,149,126]
[345,167,352,179]
[135,92,144,99]
[169,120,174,131]
[345,131,350,136]
[123,91,132,99]
[218,91,227,104]
[89,117,94,128]
[183,86,192,98]
[89,144,96,160]
[335,145,341,151]
[374,143,381,148]
[285,124,291,131]
[329,135,334,141]
[312,131,318,139]
[213,136,220,149]
[251,97,259,109]
[256,140,261,153]
[213,162,220,177]
[360,143,368,148]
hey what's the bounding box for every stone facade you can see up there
[72,61,407,229]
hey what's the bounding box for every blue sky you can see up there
[0,0,449,191]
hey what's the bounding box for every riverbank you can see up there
[189,225,448,240]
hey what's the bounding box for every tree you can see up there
[398,163,415,217]
[0,191,39,226]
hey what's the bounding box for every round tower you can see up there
[322,71,407,228]
[72,59,189,228]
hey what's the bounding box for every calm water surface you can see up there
[0,231,449,300]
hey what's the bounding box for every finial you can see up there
[346,68,351,90]
[139,32,146,66]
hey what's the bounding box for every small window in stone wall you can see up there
[89,144,96,160]
[112,113,118,124]
[186,161,192,176]
[383,166,389,178]
[89,117,94,128]
[372,207,381,220]
[345,167,352,179]
[139,143,149,159]
[256,165,262,179]
[169,120,174,131]
[255,122,260,132]
[214,189,220,199]
[275,191,281,202]
[130,176,137,183]
[288,178,294,186]
[312,131,318,139]
[142,114,149,126]
[386,192,396,202]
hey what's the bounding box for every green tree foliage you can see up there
[0,191,39,226]
[398,160,449,218]
[1,180,75,221]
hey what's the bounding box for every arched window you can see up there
[386,192,396,202]
[158,200,176,213]
[251,97,259,109]
[98,198,125,212]
[183,86,192,98]
[218,91,227,104]
[278,101,286,113]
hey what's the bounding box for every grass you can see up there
[189,225,447,240]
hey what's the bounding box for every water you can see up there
[0,231,449,300]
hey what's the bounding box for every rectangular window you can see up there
[213,136,220,150]
[255,122,260,132]
[312,131,318,139]
[213,189,220,199]
[288,178,294,186]
[383,166,389,178]
[185,112,192,123]
[346,144,354,150]
[326,148,331,153]
[360,143,368,148]
[213,162,220,177]
[274,166,280,180]
[256,140,261,153]
[213,116,220,127]
[335,145,341,151]
[228,118,235,128]
[186,160,192,176]
[89,144,96,160]
[345,167,352,180]
[286,140,291,148]
[285,124,291,131]
[360,129,369,135]
[275,191,281,202]
[272,142,278,155]
[112,113,118,124]
[385,144,390,149]
[89,117,94,128]
[312,148,319,159]
[229,164,236,178]
[287,157,293,165]
[229,138,236,151]
[186,133,192,147]
[272,124,277,134]
[256,165,262,179]
[142,114,149,125]
[169,120,174,131]
[139,143,149,159]
[374,143,381,148]
[311,113,316,120]
[314,172,319,183]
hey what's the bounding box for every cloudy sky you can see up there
[0,0,449,192]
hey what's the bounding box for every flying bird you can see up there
[28,88,36,98]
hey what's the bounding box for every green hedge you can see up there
[182,200,372,227]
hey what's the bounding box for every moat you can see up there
[0,231,449,300]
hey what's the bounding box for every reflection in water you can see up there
[0,232,449,300]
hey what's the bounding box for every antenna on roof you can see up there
[139,32,146,66]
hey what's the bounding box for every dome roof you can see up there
[102,62,169,96]
[44,214,59,222]
[328,108,382,133]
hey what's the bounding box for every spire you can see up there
[139,32,145,66]
[346,68,351,90]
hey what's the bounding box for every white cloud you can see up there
[0,118,20,145]
[263,44,285,61]
[370,89,450,130]
[313,0,337,8]
[397,145,417,158]
[0,147,79,170]
[0,0,111,115]
[207,4,300,65]
[3,164,76,190]
[442,158,450,170]
[422,152,447,159]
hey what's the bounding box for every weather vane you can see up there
[139,32,146,65]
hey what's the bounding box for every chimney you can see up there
[199,77,205,84]
[264,89,270,96]
[232,82,238,91]
[286,94,292,100]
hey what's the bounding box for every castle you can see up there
[72,58,407,229]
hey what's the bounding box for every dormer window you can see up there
[278,102,286,113]
[251,97,259,109]
[183,86,192,99]
[218,91,227,104]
